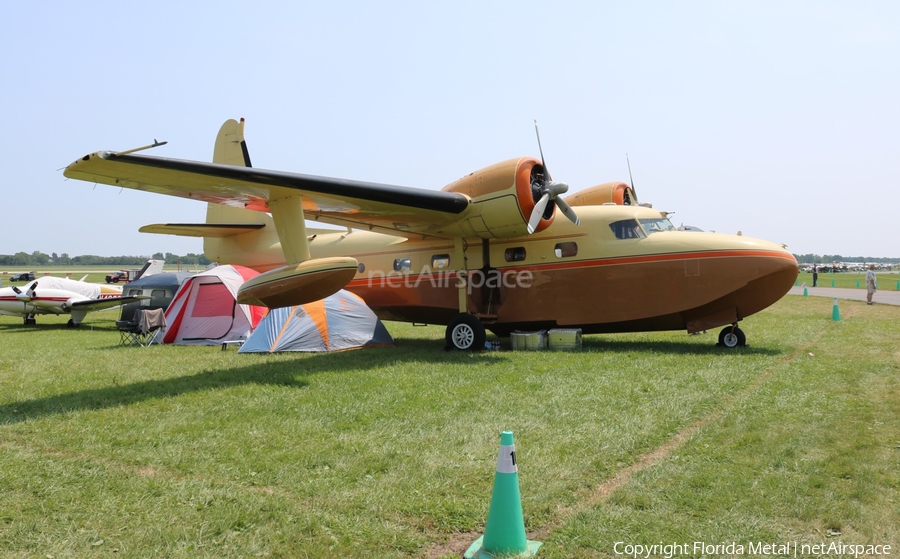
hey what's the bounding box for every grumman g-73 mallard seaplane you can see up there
[64,119,798,349]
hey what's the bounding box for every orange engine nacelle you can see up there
[441,157,555,238]
[564,181,638,207]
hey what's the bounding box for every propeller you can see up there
[13,282,36,303]
[528,120,580,234]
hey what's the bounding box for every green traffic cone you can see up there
[465,431,541,558]
[831,278,835,287]
[832,298,840,321]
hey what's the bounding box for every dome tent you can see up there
[239,290,393,353]
[163,265,265,345]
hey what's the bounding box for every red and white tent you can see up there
[162,265,266,345]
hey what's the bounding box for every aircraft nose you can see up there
[734,241,798,318]
[12,286,31,302]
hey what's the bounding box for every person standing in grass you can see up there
[812,265,818,287]
[866,264,877,305]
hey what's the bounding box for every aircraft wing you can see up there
[71,295,150,312]
[65,152,472,237]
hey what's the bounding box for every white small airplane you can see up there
[0,261,164,326]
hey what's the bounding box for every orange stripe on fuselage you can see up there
[345,249,795,287]
[506,249,796,274]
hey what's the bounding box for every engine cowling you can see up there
[564,181,639,207]
[62,296,81,311]
[441,157,555,239]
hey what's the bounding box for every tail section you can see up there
[140,118,357,307]
[133,259,165,280]
[139,118,284,270]
[205,119,281,269]
[212,118,252,167]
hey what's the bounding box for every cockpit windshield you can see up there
[609,219,645,240]
[639,218,677,235]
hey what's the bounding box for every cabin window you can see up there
[609,219,646,240]
[431,254,450,269]
[150,289,168,307]
[393,258,412,272]
[554,242,578,258]
[639,218,676,234]
[126,289,140,297]
[504,247,526,262]
[357,263,366,273]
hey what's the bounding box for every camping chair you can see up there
[117,308,166,347]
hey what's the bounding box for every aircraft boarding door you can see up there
[181,281,237,341]
[468,240,500,319]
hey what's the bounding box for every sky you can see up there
[2,1,898,259]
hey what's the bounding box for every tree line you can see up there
[792,254,899,264]
[2,250,895,268]
[0,251,211,267]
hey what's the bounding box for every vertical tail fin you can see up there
[206,118,269,227]
[203,119,279,268]
[212,118,252,167]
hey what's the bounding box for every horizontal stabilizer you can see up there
[139,223,266,238]
[237,257,359,308]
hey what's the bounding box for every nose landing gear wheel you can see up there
[718,326,746,348]
[445,314,486,351]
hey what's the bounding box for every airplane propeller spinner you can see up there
[13,283,37,303]
[528,120,580,234]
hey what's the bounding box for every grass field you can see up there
[1,295,898,558]
[796,270,900,290]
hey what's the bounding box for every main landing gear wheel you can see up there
[67,319,79,328]
[717,325,746,348]
[445,314,486,351]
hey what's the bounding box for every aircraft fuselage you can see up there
[217,204,798,335]
[0,278,125,323]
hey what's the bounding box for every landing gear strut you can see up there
[717,324,746,348]
[445,314,486,351]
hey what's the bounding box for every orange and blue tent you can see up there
[239,290,393,353]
